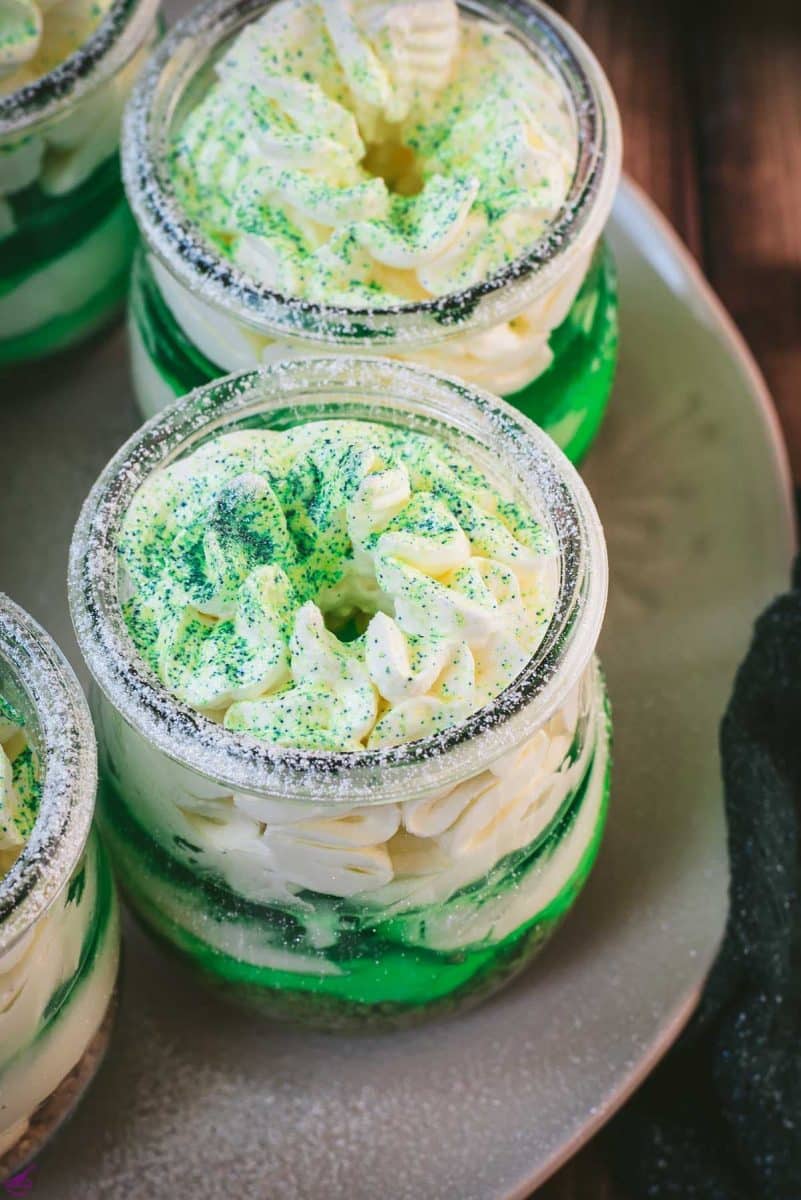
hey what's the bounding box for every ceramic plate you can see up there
[0,179,794,1199]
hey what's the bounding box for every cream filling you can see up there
[119,421,559,750]
[0,198,131,337]
[99,664,601,945]
[0,837,119,1150]
[146,241,593,404]
[129,309,177,420]
[169,0,576,308]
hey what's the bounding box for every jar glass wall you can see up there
[0,0,159,365]
[0,595,119,1176]
[70,357,610,1029]
[122,0,621,461]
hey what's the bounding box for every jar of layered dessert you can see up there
[123,0,621,462]
[0,0,159,364]
[0,595,119,1176]
[70,356,609,1029]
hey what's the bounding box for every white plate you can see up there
[0,179,794,1199]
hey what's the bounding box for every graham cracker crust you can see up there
[0,988,118,1183]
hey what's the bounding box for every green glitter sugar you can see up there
[119,418,559,752]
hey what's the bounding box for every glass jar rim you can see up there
[0,595,97,951]
[122,0,622,349]
[70,356,607,804]
[0,0,159,138]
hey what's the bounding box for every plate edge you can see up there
[504,174,796,1199]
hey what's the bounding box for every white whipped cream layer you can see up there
[0,196,132,341]
[0,833,119,1155]
[146,239,593,404]
[99,664,601,926]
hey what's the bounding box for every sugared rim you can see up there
[69,357,607,803]
[122,0,622,348]
[0,595,97,950]
[0,0,159,137]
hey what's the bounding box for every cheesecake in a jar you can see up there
[0,595,119,1176]
[123,0,621,461]
[70,357,609,1029]
[0,0,159,364]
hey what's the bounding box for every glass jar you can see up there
[0,0,159,365]
[123,0,621,462]
[0,595,120,1175]
[70,356,609,1030]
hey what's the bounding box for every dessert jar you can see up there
[123,0,622,463]
[0,595,119,1176]
[0,0,159,365]
[70,356,610,1030]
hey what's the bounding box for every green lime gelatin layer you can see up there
[0,156,136,365]
[96,697,610,1030]
[506,243,618,462]
[129,241,618,464]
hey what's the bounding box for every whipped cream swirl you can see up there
[0,696,39,877]
[119,421,558,751]
[169,0,577,308]
[99,660,599,912]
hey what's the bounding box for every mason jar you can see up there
[122,0,621,462]
[0,595,120,1176]
[0,0,159,365]
[70,357,609,1029]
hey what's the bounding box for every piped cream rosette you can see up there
[119,421,559,751]
[153,0,586,394]
[97,667,592,916]
[171,0,577,305]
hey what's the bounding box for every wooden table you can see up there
[537,0,800,1194]
[552,0,801,484]
[3,0,793,1192]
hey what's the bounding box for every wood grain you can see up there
[555,0,703,256]
[688,0,801,481]
[528,0,800,1194]
[555,0,801,482]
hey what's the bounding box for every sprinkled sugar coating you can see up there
[168,0,577,308]
[119,418,559,751]
[0,695,41,877]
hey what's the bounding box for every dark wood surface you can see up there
[536,0,801,1194]
[552,0,801,484]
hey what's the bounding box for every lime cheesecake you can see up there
[0,597,119,1173]
[71,357,610,1029]
[123,0,621,461]
[0,0,159,364]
